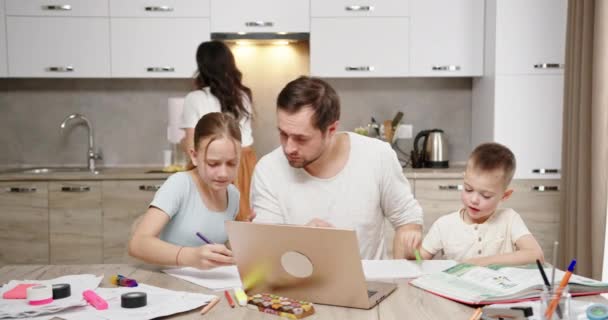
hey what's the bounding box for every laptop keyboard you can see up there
[367,290,377,298]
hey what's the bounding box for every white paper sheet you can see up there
[29,284,217,320]
[162,266,243,291]
[0,274,102,319]
[362,260,458,280]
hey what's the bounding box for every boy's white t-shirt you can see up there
[251,132,423,260]
[180,87,254,147]
[422,208,531,261]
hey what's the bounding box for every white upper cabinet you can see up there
[5,0,109,16]
[311,0,409,17]
[494,75,563,179]
[111,18,209,78]
[495,0,567,75]
[410,0,484,77]
[210,0,309,33]
[311,18,409,77]
[7,17,110,77]
[0,0,7,77]
[109,0,209,17]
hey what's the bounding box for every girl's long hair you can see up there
[194,41,252,120]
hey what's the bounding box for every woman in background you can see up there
[181,40,256,221]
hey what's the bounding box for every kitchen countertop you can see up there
[0,166,465,181]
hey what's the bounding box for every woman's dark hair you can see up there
[194,40,252,120]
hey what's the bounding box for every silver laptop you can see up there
[225,221,397,309]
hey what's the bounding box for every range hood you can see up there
[211,32,309,44]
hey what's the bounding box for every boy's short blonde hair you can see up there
[467,143,516,187]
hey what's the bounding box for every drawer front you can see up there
[6,0,109,16]
[311,0,409,17]
[110,0,209,17]
[414,179,463,233]
[211,0,309,33]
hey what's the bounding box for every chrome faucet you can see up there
[60,113,102,173]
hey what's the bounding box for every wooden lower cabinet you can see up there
[49,181,103,264]
[0,181,49,265]
[102,180,162,263]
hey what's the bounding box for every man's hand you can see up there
[305,218,335,228]
[245,209,257,222]
[393,224,422,259]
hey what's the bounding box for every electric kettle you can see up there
[411,129,449,168]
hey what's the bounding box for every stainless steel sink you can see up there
[2,167,102,175]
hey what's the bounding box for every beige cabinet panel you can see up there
[102,180,163,263]
[0,182,49,264]
[49,181,103,264]
[415,179,463,233]
[509,180,561,262]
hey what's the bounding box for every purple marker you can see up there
[196,232,214,244]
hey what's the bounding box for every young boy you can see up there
[419,143,544,266]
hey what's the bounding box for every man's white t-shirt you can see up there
[422,208,531,261]
[251,132,423,259]
[180,87,254,147]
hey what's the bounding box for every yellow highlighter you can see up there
[234,288,248,307]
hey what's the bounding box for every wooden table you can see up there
[1,264,604,319]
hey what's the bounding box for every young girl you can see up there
[180,40,256,222]
[130,112,241,270]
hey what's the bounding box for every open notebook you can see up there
[410,263,608,305]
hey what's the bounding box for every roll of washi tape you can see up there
[586,303,608,320]
[52,283,71,299]
[121,292,147,308]
[26,284,53,305]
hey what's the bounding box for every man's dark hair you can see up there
[277,76,340,132]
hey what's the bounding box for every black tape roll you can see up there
[121,292,147,308]
[52,283,71,299]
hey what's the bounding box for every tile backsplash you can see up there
[0,43,472,168]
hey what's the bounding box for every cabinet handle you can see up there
[7,187,37,193]
[532,168,560,174]
[345,66,374,72]
[532,186,560,192]
[47,66,74,72]
[139,185,161,192]
[345,5,374,11]
[146,67,175,72]
[438,185,463,191]
[61,185,90,192]
[245,21,274,27]
[432,65,461,71]
[42,5,72,11]
[145,6,173,12]
[533,63,564,69]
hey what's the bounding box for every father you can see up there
[251,76,423,260]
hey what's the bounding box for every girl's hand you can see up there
[182,244,235,270]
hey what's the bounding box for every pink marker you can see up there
[83,290,108,310]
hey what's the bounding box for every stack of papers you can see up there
[362,260,458,280]
[0,274,102,319]
[162,266,243,291]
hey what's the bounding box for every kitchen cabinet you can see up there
[0,0,7,77]
[5,0,109,17]
[110,18,209,78]
[102,180,162,263]
[409,0,484,77]
[310,18,409,77]
[109,0,209,17]
[0,182,49,265]
[6,17,110,77]
[472,0,566,179]
[495,0,567,75]
[509,180,561,263]
[311,0,409,17]
[210,0,309,33]
[49,181,103,264]
[414,179,463,233]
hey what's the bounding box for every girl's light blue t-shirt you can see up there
[150,171,239,247]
